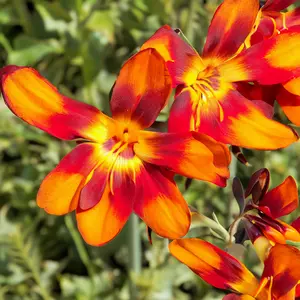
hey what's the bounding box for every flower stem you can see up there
[64,215,95,289]
[227,155,238,228]
[185,0,197,44]
[128,214,142,299]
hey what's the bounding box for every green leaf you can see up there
[85,10,115,43]
[8,36,62,65]
[0,6,19,25]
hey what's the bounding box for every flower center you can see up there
[101,124,141,194]
[189,67,224,130]
[114,121,140,145]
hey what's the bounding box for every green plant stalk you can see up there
[64,215,95,285]
[128,214,142,299]
[185,0,197,44]
[227,155,238,228]
[12,0,33,35]
[165,0,177,28]
[0,34,12,53]
[195,213,230,242]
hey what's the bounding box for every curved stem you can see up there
[227,155,238,228]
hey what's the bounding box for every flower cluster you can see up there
[1,0,300,298]
[170,169,300,299]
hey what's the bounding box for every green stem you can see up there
[128,214,142,299]
[184,0,197,44]
[227,155,238,227]
[64,215,95,285]
[228,216,243,245]
[193,213,230,242]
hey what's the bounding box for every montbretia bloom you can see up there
[251,0,299,45]
[243,168,300,245]
[141,0,300,150]
[0,49,230,246]
[246,0,300,127]
[169,238,300,299]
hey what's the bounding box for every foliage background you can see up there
[0,0,299,299]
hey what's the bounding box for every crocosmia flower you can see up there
[243,169,300,245]
[0,49,230,246]
[169,238,300,299]
[246,0,300,127]
[140,0,300,150]
[251,0,299,45]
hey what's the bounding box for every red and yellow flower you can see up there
[251,0,299,45]
[240,0,300,128]
[140,0,300,150]
[169,238,300,299]
[243,168,300,245]
[0,49,231,246]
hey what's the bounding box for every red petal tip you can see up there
[0,65,21,79]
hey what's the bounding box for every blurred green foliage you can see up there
[0,0,299,299]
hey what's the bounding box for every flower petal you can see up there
[246,214,294,244]
[110,48,171,129]
[77,144,144,245]
[250,16,277,45]
[37,143,101,215]
[261,244,300,298]
[79,164,108,211]
[223,295,255,300]
[0,66,112,141]
[235,82,277,114]
[140,25,204,87]
[283,77,300,95]
[76,180,134,246]
[284,7,300,28]
[169,238,260,295]
[245,222,272,262]
[262,0,297,12]
[245,215,287,244]
[291,217,300,232]
[277,85,300,126]
[79,140,143,210]
[203,0,259,60]
[258,212,300,243]
[219,91,298,149]
[297,285,300,297]
[259,176,298,219]
[133,164,190,239]
[168,87,194,133]
[220,26,300,85]
[244,168,270,203]
[169,88,298,149]
[276,219,300,242]
[134,130,230,187]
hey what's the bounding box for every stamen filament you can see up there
[108,142,129,195]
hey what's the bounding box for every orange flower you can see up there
[251,0,299,45]
[241,169,300,245]
[292,217,300,232]
[140,0,300,150]
[244,1,300,127]
[0,49,231,246]
[169,238,300,299]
